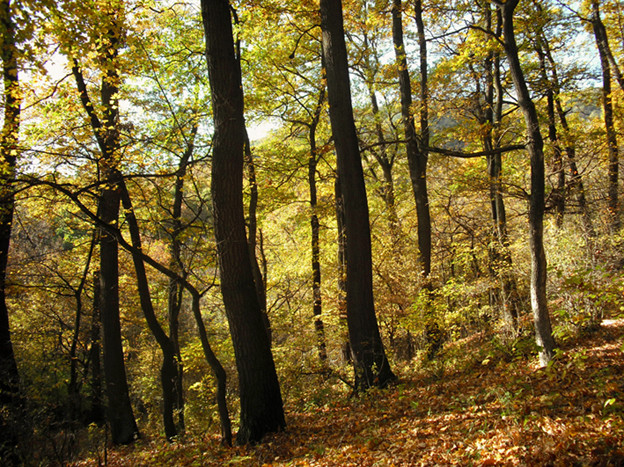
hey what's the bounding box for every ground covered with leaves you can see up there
[74,319,624,466]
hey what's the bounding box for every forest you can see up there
[1,0,624,464]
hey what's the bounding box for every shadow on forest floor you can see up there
[74,318,624,466]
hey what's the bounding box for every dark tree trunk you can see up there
[392,0,431,276]
[244,133,271,344]
[71,18,138,443]
[167,123,199,434]
[500,0,556,366]
[0,0,22,459]
[89,272,104,424]
[68,231,97,419]
[189,291,232,445]
[320,0,395,390]
[98,179,137,444]
[394,0,439,358]
[482,6,520,329]
[119,178,181,440]
[201,0,285,444]
[536,41,565,227]
[334,177,349,362]
[415,0,432,276]
[540,41,595,244]
[592,0,620,233]
[309,87,328,364]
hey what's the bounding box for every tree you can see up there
[0,0,23,460]
[392,0,432,277]
[531,2,596,245]
[69,3,139,444]
[200,0,285,444]
[590,0,620,232]
[481,4,521,328]
[320,0,395,390]
[498,0,556,366]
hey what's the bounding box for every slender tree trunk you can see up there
[201,0,285,444]
[536,42,565,227]
[592,0,620,233]
[367,82,401,245]
[393,0,431,276]
[89,272,104,424]
[361,32,401,245]
[320,0,395,390]
[0,0,22,459]
[71,16,139,442]
[68,231,97,419]
[501,0,556,366]
[393,0,439,358]
[188,291,232,445]
[334,177,349,362]
[119,178,181,440]
[244,133,271,343]
[309,87,328,364]
[541,40,595,242]
[167,123,199,434]
[482,6,520,329]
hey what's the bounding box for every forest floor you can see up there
[74,318,624,466]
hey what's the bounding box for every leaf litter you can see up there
[73,319,624,466]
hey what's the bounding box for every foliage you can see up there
[3,0,624,461]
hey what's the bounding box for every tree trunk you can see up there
[393,0,431,276]
[201,0,285,444]
[71,17,139,443]
[167,123,199,435]
[309,87,328,364]
[89,272,104,424]
[119,177,181,440]
[244,133,271,344]
[536,41,565,227]
[320,0,395,390]
[68,231,97,419]
[592,0,620,233]
[368,83,402,245]
[501,0,556,366]
[541,38,595,243]
[335,177,349,362]
[0,0,22,459]
[189,291,232,445]
[361,32,401,245]
[393,0,439,358]
[482,5,520,330]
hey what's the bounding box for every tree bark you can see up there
[591,0,620,233]
[118,178,182,440]
[0,0,22,459]
[167,122,199,435]
[244,133,271,344]
[482,5,520,329]
[393,0,440,358]
[89,272,104,424]
[500,0,556,366]
[320,0,395,390]
[68,230,97,419]
[201,0,285,444]
[309,87,328,364]
[535,41,565,227]
[71,17,139,443]
[540,36,595,243]
[334,177,349,362]
[392,0,431,276]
